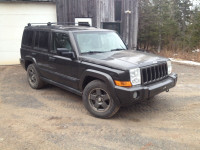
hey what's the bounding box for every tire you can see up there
[27,64,45,89]
[82,80,120,118]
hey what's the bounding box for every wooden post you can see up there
[133,0,138,50]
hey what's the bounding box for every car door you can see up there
[47,31,79,89]
[33,30,53,78]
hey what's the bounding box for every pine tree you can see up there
[138,0,198,52]
[187,8,200,48]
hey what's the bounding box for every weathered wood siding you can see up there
[56,0,97,26]
[96,0,115,28]
[121,0,138,49]
[56,0,138,49]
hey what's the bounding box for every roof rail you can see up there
[27,22,91,27]
[27,22,55,26]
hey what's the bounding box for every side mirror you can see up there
[57,48,75,59]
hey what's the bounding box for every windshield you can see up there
[73,31,127,54]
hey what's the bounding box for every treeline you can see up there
[138,0,200,52]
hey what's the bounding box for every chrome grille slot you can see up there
[141,63,168,85]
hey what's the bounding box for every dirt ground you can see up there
[0,63,199,150]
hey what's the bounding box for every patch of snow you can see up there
[192,49,200,53]
[169,58,200,66]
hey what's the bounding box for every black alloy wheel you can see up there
[83,80,120,118]
[88,88,111,112]
[27,64,45,89]
[28,67,37,85]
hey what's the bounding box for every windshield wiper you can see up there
[111,48,126,51]
[82,51,104,54]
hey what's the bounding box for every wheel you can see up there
[27,64,45,89]
[82,80,120,118]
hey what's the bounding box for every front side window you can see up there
[74,31,126,53]
[51,32,72,53]
[22,30,33,47]
[34,31,49,50]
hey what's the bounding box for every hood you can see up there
[79,50,168,70]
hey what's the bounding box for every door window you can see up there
[39,32,49,49]
[34,31,49,50]
[51,32,72,53]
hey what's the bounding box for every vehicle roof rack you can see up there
[27,22,56,26]
[27,22,91,27]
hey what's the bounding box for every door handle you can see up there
[49,56,55,61]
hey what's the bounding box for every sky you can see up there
[191,0,200,9]
[192,0,199,6]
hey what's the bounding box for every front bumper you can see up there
[115,73,178,106]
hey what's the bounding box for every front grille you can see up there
[141,63,168,85]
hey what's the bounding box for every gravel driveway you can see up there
[0,63,199,150]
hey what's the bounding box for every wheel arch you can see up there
[80,69,113,90]
[82,76,101,91]
[80,69,120,105]
[24,56,37,70]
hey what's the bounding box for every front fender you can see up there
[79,69,120,105]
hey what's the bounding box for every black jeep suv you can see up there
[20,23,177,118]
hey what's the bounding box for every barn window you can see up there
[75,18,92,27]
[115,0,122,21]
[102,22,121,35]
[22,30,34,47]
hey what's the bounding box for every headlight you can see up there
[129,68,141,86]
[167,61,172,74]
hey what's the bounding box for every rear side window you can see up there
[34,31,49,50]
[22,30,33,47]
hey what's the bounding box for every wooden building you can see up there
[56,0,139,49]
[0,0,138,65]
